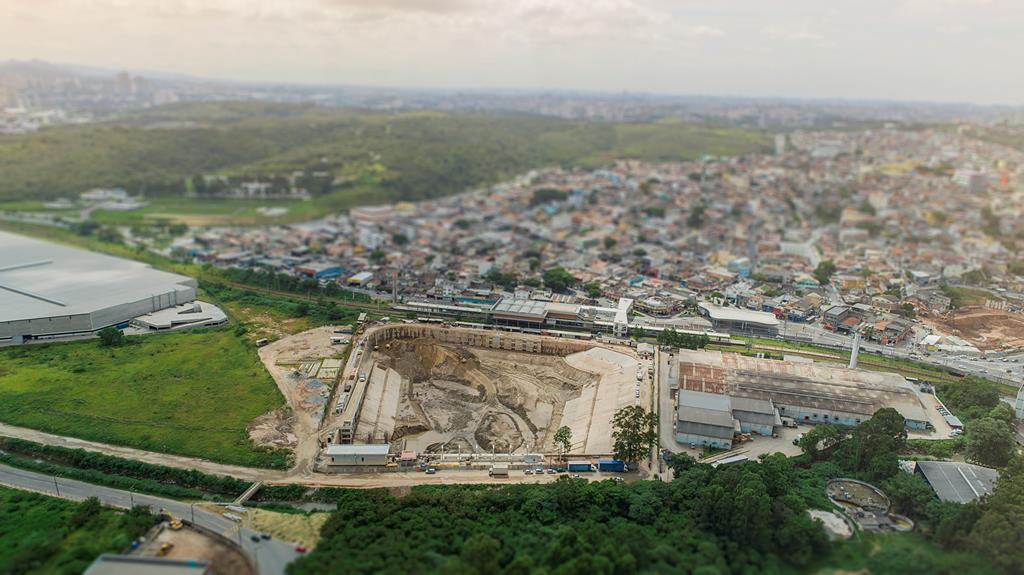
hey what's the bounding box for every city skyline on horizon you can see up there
[2,0,1023,107]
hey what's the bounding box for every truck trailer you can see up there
[598,459,626,472]
[567,461,595,473]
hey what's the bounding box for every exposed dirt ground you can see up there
[247,408,299,450]
[376,339,597,454]
[258,326,346,475]
[151,526,253,575]
[924,307,1024,350]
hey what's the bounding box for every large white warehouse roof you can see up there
[0,231,197,338]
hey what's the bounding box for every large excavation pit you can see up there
[350,333,643,456]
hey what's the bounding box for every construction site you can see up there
[924,305,1024,351]
[325,324,647,459]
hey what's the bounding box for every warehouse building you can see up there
[669,349,930,430]
[0,231,197,343]
[325,444,390,466]
[676,390,737,449]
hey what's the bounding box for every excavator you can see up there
[159,508,183,530]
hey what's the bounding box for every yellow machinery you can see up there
[159,508,183,530]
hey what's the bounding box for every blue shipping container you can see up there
[567,462,594,472]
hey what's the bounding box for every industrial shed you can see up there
[676,390,737,449]
[671,349,930,429]
[0,231,197,343]
[914,460,999,503]
[325,444,390,466]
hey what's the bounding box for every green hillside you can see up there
[0,103,771,207]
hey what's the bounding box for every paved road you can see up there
[0,463,302,575]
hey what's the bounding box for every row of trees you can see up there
[289,453,827,575]
[655,328,711,350]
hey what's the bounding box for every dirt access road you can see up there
[257,326,344,477]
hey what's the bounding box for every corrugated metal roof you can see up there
[677,420,735,440]
[325,444,390,456]
[916,461,999,503]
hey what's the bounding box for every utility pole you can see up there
[53,476,60,497]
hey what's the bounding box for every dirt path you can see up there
[0,422,282,481]
[257,326,341,477]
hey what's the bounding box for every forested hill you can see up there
[0,102,770,204]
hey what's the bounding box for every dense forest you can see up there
[0,103,770,203]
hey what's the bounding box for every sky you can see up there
[1,0,1022,104]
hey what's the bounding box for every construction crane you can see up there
[159,508,183,530]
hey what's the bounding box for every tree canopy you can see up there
[611,405,658,465]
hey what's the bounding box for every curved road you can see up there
[0,463,301,575]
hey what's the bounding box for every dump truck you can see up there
[598,459,626,472]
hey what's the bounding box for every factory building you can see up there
[675,390,781,449]
[0,231,197,344]
[670,349,930,430]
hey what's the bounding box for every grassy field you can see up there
[88,196,326,226]
[0,329,290,468]
[0,486,154,575]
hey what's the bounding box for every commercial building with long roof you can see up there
[670,348,930,430]
[0,231,197,343]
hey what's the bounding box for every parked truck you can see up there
[567,461,595,473]
[489,463,509,477]
[598,459,626,472]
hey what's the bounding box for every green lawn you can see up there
[89,196,326,226]
[0,329,290,468]
[0,486,155,575]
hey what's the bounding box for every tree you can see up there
[611,405,658,465]
[668,452,698,476]
[583,282,602,299]
[656,328,710,350]
[392,233,409,245]
[553,426,572,461]
[835,408,907,482]
[798,423,842,460]
[988,403,1015,425]
[882,472,935,516]
[813,260,837,285]
[966,417,1016,468]
[542,267,577,292]
[603,237,617,250]
[97,326,125,347]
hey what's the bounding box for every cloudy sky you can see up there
[1,0,1021,104]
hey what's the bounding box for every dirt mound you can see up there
[475,411,524,452]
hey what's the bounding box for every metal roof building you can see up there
[671,349,930,429]
[915,460,999,503]
[676,390,737,448]
[0,231,197,343]
[325,443,390,466]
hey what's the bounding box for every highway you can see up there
[0,464,302,575]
